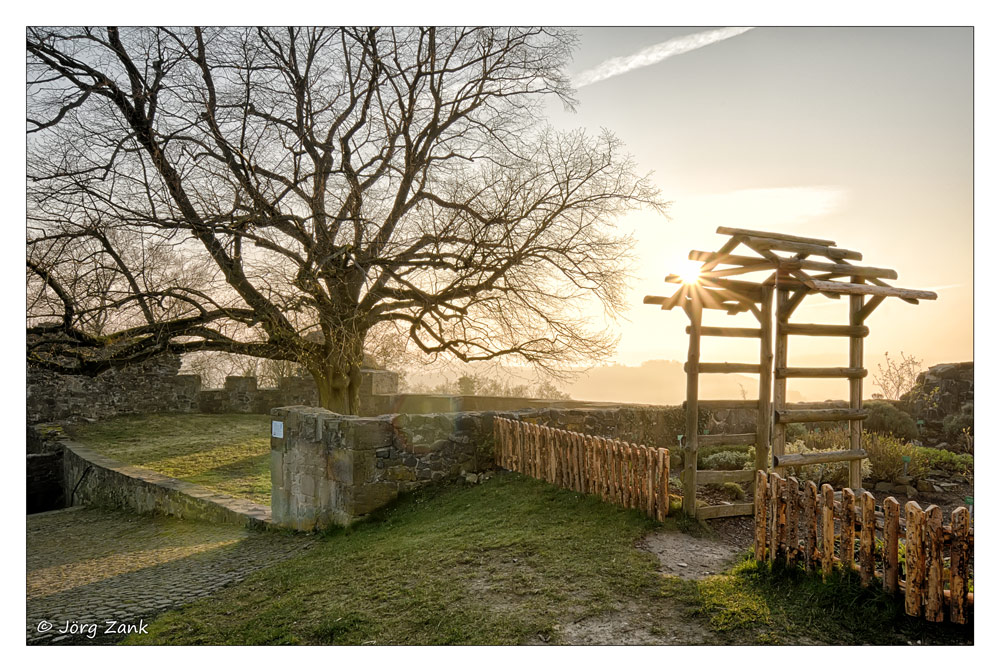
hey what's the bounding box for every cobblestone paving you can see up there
[27,507,313,645]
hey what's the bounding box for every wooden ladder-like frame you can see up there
[646,227,937,520]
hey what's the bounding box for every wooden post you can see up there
[773,288,789,476]
[775,474,787,561]
[684,301,702,516]
[754,470,768,561]
[842,488,856,571]
[949,507,970,624]
[639,446,657,517]
[821,483,835,579]
[859,491,875,587]
[904,501,926,617]
[785,476,799,564]
[804,480,818,572]
[756,285,774,475]
[769,472,780,563]
[883,497,900,595]
[925,505,944,622]
[848,277,864,490]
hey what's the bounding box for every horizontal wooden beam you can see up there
[698,433,758,447]
[696,502,755,519]
[717,226,838,247]
[807,279,937,301]
[697,468,756,484]
[776,367,867,379]
[685,362,761,375]
[775,408,869,424]
[683,399,759,410]
[780,323,870,337]
[741,235,863,261]
[686,326,762,338]
[689,251,898,280]
[642,295,669,305]
[773,449,867,468]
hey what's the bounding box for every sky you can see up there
[536,26,972,401]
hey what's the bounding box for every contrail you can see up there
[572,27,754,88]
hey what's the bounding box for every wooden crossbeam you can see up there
[807,279,937,301]
[686,326,762,338]
[780,323,870,337]
[716,227,837,247]
[697,502,755,519]
[689,251,899,280]
[775,408,869,423]
[687,362,760,374]
[776,367,867,379]
[741,235,864,261]
[773,449,867,468]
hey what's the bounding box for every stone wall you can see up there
[268,403,742,530]
[27,424,66,513]
[26,355,399,423]
[269,406,496,529]
[56,429,273,529]
[27,355,199,424]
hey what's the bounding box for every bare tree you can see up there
[27,27,664,413]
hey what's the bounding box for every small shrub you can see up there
[718,481,745,500]
[862,432,928,482]
[784,423,808,442]
[914,446,973,475]
[863,401,919,441]
[701,450,752,471]
[942,405,973,443]
[800,426,851,452]
[697,444,753,470]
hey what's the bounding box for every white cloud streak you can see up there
[572,27,755,88]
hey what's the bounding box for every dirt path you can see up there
[547,526,744,645]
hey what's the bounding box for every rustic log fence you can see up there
[754,470,973,624]
[494,417,670,521]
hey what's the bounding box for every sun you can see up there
[677,260,703,285]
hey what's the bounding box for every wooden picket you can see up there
[494,417,670,521]
[753,471,973,624]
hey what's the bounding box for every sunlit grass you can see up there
[69,414,271,504]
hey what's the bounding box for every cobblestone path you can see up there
[27,507,313,645]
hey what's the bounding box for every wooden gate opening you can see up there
[644,227,937,519]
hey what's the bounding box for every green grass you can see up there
[124,473,972,645]
[69,414,271,504]
[128,473,665,645]
[662,556,973,645]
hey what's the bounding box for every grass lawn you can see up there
[69,414,271,505]
[126,473,972,645]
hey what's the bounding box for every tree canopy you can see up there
[27,27,664,412]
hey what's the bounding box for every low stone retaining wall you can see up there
[270,404,699,530]
[56,432,273,529]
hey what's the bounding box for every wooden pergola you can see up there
[644,227,937,519]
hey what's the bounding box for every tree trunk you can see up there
[312,364,362,415]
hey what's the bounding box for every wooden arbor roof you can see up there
[643,226,938,318]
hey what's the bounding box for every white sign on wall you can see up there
[271,420,284,439]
